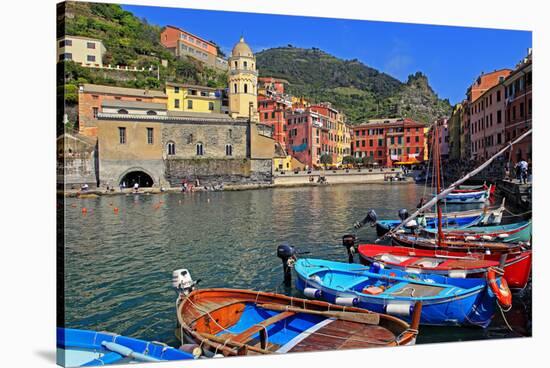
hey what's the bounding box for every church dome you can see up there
[231,36,253,57]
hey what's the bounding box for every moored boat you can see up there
[391,232,527,254]
[57,328,194,367]
[442,185,492,204]
[420,220,531,243]
[366,201,505,236]
[175,287,420,356]
[294,258,509,327]
[356,244,532,290]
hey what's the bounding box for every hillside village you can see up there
[57,2,532,192]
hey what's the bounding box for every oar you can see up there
[258,303,380,325]
[200,332,272,355]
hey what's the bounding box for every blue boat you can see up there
[370,200,506,236]
[294,258,505,327]
[57,328,194,367]
[421,220,532,243]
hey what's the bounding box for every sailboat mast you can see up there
[434,123,444,246]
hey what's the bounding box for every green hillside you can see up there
[256,47,451,124]
[58,2,227,93]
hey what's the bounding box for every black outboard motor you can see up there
[398,208,409,221]
[354,209,378,229]
[277,244,296,287]
[342,234,357,263]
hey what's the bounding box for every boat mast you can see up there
[434,122,445,247]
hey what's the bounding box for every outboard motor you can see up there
[172,269,200,296]
[354,209,378,229]
[398,208,409,222]
[399,208,418,230]
[342,234,356,263]
[277,244,297,287]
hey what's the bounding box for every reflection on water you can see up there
[63,184,530,346]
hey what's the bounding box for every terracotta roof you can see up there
[166,82,218,91]
[58,35,104,43]
[81,84,166,98]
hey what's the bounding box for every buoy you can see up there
[81,207,87,214]
[114,207,119,214]
[178,200,182,204]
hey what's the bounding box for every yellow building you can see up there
[335,115,352,166]
[165,82,222,113]
[228,37,259,121]
[57,35,106,67]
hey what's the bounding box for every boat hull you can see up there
[57,328,193,366]
[357,244,532,290]
[294,259,497,328]
[374,203,505,236]
[421,220,532,243]
[176,288,417,356]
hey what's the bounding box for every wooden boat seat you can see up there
[231,311,296,348]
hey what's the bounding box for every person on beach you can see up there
[133,182,139,193]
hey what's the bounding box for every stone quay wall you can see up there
[273,168,403,186]
[164,158,272,186]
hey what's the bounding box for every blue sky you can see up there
[123,4,531,104]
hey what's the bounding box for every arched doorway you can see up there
[120,170,154,188]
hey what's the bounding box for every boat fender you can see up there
[485,249,491,255]
[482,235,494,241]
[465,236,476,241]
[303,287,323,298]
[497,233,509,239]
[405,268,422,274]
[335,297,359,306]
[369,262,384,273]
[448,270,467,278]
[487,268,512,309]
[385,303,412,317]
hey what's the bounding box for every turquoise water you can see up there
[61,183,531,347]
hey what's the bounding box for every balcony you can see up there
[229,69,258,76]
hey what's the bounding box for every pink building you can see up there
[429,118,449,159]
[470,82,507,161]
[285,109,323,168]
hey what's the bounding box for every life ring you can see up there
[487,268,512,309]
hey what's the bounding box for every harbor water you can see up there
[61,183,531,347]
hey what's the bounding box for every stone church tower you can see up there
[228,37,259,122]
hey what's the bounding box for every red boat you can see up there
[357,244,532,290]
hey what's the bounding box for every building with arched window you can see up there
[167,141,176,155]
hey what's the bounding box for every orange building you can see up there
[160,25,227,70]
[77,84,167,137]
[351,118,426,167]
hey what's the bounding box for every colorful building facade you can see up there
[351,118,426,167]
[77,84,167,137]
[57,35,106,67]
[504,50,532,164]
[165,82,222,114]
[470,81,507,162]
[160,25,228,70]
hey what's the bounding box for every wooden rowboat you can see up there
[357,244,532,290]
[176,288,420,356]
